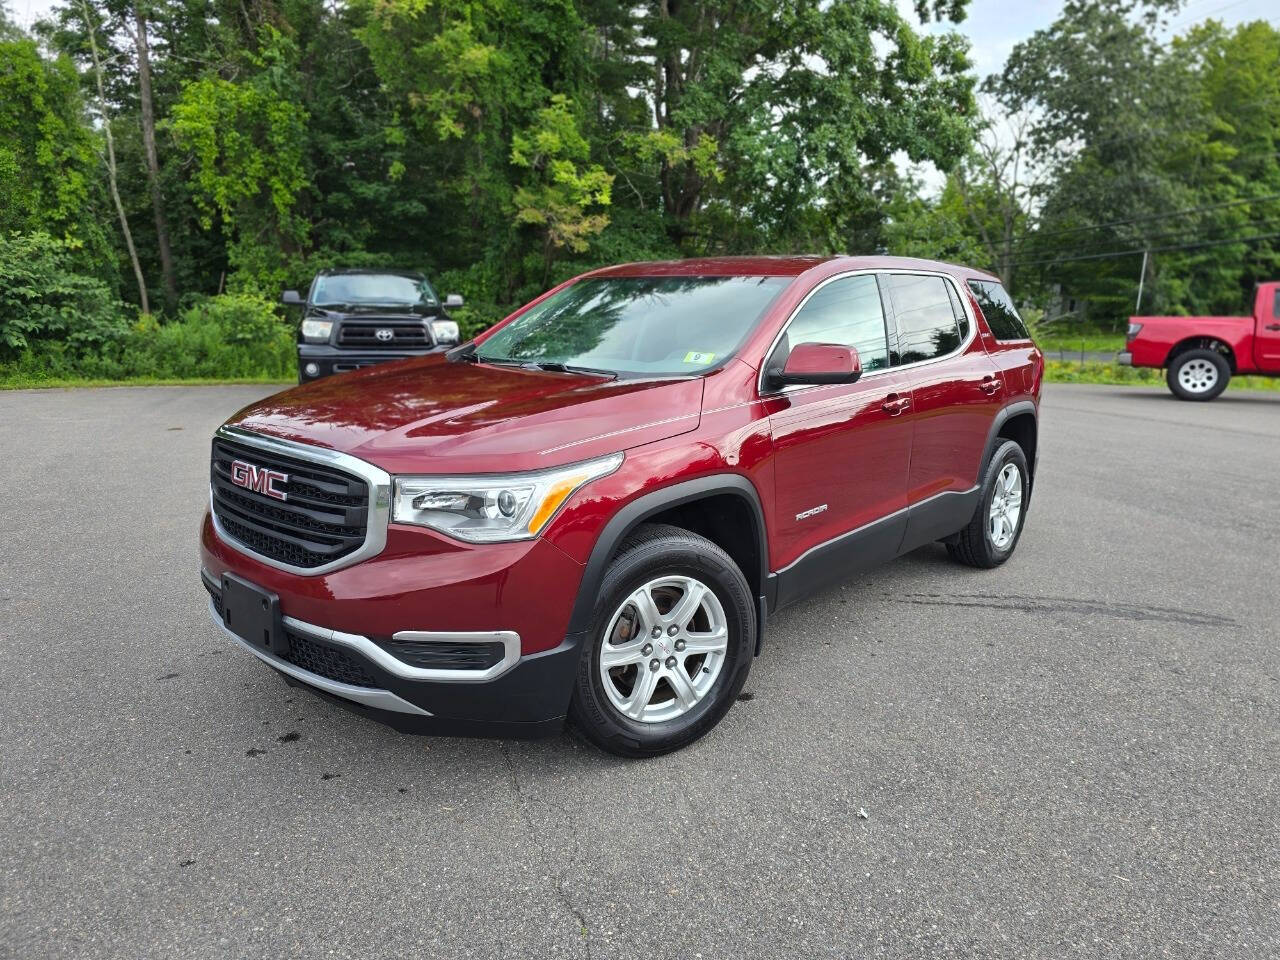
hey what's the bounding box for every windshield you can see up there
[476,275,790,376]
[311,274,437,307]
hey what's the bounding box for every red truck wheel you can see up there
[1167,349,1230,401]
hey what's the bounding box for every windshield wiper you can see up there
[519,361,617,379]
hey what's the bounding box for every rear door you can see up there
[968,279,1040,396]
[764,272,914,603]
[880,272,1004,553]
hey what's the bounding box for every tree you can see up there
[602,0,977,247]
[511,95,614,282]
[130,3,177,311]
[0,36,110,265]
[80,0,148,313]
[170,27,310,294]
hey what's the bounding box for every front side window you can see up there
[968,280,1031,341]
[884,274,963,364]
[774,274,891,373]
[477,275,789,377]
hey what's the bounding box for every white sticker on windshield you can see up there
[683,351,716,364]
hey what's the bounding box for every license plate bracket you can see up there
[221,573,286,655]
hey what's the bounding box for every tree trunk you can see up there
[82,0,149,315]
[134,5,177,312]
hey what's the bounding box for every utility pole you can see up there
[1135,248,1149,313]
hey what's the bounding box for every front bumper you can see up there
[200,511,588,737]
[1117,350,1133,366]
[296,343,447,381]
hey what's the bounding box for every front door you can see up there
[1255,284,1280,372]
[764,273,914,605]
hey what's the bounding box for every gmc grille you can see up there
[211,436,369,569]
[336,318,430,348]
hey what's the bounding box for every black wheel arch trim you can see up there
[565,474,771,653]
[981,400,1038,496]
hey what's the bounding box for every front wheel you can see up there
[569,524,755,757]
[1167,349,1230,401]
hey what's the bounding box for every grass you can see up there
[1035,333,1125,355]
[0,373,291,390]
[1044,359,1280,391]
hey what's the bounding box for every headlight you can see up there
[392,453,623,543]
[1126,322,1143,339]
[301,318,333,342]
[431,319,460,344]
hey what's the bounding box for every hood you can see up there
[227,354,705,474]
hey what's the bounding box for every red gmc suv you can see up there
[201,256,1043,756]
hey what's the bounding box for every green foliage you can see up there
[0,231,127,358]
[0,292,293,382]
[0,38,110,264]
[1044,360,1280,392]
[8,0,1280,387]
[170,27,309,294]
[511,95,613,277]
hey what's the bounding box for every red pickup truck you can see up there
[1121,281,1280,400]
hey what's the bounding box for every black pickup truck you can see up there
[282,269,464,382]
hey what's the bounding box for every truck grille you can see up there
[211,436,369,569]
[336,318,430,349]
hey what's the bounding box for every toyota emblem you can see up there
[375,328,394,342]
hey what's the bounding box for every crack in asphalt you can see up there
[500,742,592,959]
[891,593,1237,627]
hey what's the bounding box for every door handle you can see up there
[1265,323,1280,331]
[881,394,911,416]
[980,376,1002,395]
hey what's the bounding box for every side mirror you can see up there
[444,293,465,309]
[767,342,862,388]
[280,290,304,307]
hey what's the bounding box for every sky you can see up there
[903,0,1278,79]
[9,0,1279,50]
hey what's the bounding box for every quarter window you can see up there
[777,274,891,372]
[968,280,1031,341]
[883,274,963,364]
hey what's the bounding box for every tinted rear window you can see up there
[883,274,963,364]
[968,280,1031,341]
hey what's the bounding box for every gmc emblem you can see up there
[230,459,289,501]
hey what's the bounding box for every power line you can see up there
[1004,191,1280,247]
[1006,230,1280,270]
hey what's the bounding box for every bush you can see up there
[0,292,295,383]
[125,294,295,378]
[0,231,129,358]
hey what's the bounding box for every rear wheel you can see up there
[1167,349,1229,401]
[569,524,754,757]
[947,439,1029,569]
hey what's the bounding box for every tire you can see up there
[568,523,755,757]
[1167,349,1230,401]
[947,439,1030,569]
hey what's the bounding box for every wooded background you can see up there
[2,0,1278,381]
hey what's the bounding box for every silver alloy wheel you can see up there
[1177,357,1219,394]
[598,576,729,724]
[988,462,1024,550]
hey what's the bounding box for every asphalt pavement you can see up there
[1,382,1277,959]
